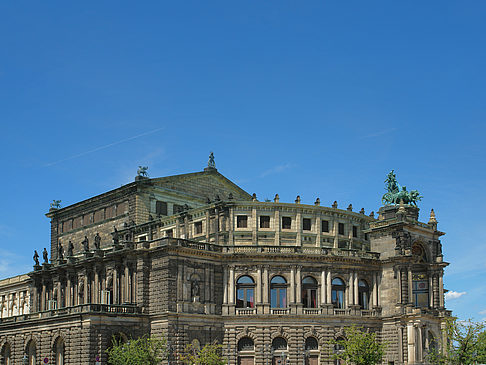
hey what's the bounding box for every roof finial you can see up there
[429,209,437,224]
[274,194,280,203]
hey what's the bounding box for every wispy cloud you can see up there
[479,309,486,315]
[44,127,165,167]
[445,291,467,300]
[359,128,397,139]
[260,163,295,178]
[0,249,30,279]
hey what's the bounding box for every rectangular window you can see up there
[322,220,329,233]
[237,215,248,228]
[260,216,270,228]
[166,229,173,238]
[365,233,369,241]
[156,201,168,216]
[353,226,358,238]
[194,221,203,235]
[282,217,292,229]
[173,204,184,214]
[338,223,345,235]
[303,218,311,231]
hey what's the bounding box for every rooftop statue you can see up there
[208,152,215,168]
[50,200,61,209]
[137,166,149,177]
[382,170,422,206]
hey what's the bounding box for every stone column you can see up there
[229,266,235,304]
[417,325,423,362]
[348,274,354,306]
[321,270,326,305]
[407,323,416,364]
[398,326,404,363]
[326,271,332,304]
[333,221,339,248]
[372,273,377,307]
[439,272,444,308]
[41,282,46,311]
[205,210,210,241]
[125,265,130,303]
[113,268,118,304]
[316,216,321,247]
[84,275,88,305]
[353,272,359,306]
[296,211,302,246]
[256,266,262,304]
[429,275,434,308]
[296,266,302,305]
[263,266,269,304]
[223,266,228,305]
[94,270,99,304]
[215,208,220,245]
[274,210,280,245]
[408,268,413,304]
[252,206,257,245]
[66,276,71,307]
[290,267,295,304]
[229,207,234,245]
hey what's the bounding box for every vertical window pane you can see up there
[248,289,254,308]
[271,289,277,308]
[280,289,287,308]
[311,289,317,308]
[237,289,244,307]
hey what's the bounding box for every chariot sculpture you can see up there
[382,170,422,206]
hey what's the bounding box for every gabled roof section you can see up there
[149,168,252,201]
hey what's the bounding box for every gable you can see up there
[149,169,252,202]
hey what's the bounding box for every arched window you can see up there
[54,337,65,365]
[238,337,255,365]
[427,331,437,354]
[412,244,427,262]
[302,276,318,308]
[270,276,287,308]
[238,337,254,352]
[272,337,287,351]
[236,276,255,308]
[305,337,318,350]
[331,278,345,309]
[26,340,36,365]
[358,280,370,310]
[1,342,11,365]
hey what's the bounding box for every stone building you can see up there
[0,158,449,365]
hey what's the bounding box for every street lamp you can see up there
[22,354,28,365]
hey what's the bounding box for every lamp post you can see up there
[22,354,28,365]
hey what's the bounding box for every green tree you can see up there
[107,335,167,365]
[331,326,386,365]
[180,340,226,365]
[427,318,486,365]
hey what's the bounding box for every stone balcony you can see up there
[232,306,381,317]
[0,303,142,324]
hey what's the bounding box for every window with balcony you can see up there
[331,278,345,309]
[270,276,287,308]
[282,217,292,229]
[236,275,255,308]
[358,279,369,310]
[237,215,248,228]
[303,218,311,231]
[260,216,270,228]
[302,276,318,308]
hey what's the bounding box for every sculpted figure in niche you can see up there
[33,250,39,266]
[42,248,49,264]
[112,227,119,245]
[94,233,101,250]
[191,279,200,298]
[67,241,74,257]
[82,236,89,252]
[58,242,64,260]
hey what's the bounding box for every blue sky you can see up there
[1,1,485,321]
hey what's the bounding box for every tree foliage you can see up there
[107,335,167,365]
[331,326,386,365]
[180,340,226,365]
[427,318,486,365]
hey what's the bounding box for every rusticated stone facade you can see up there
[0,164,449,365]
